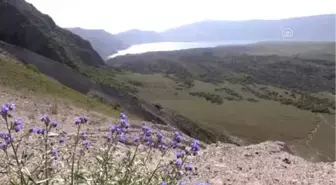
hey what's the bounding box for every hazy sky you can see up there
[26,0,335,34]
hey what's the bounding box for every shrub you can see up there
[311,106,331,114]
[0,102,206,185]
[190,92,223,104]
[127,80,144,87]
[154,103,163,110]
[214,87,243,100]
[247,98,259,102]
[26,64,39,73]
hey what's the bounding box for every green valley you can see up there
[109,41,336,162]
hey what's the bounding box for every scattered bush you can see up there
[280,98,294,105]
[127,80,144,87]
[189,92,223,104]
[26,64,39,73]
[247,98,259,102]
[214,87,243,100]
[311,106,330,114]
[153,103,163,110]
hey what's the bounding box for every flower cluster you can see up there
[191,140,200,156]
[13,119,23,132]
[0,102,207,184]
[108,113,131,144]
[1,103,15,118]
[75,116,88,125]
[0,133,11,150]
[172,131,182,149]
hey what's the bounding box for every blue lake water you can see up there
[108,41,258,58]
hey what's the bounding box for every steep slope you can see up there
[0,0,104,68]
[0,51,119,116]
[67,28,129,59]
[0,40,220,144]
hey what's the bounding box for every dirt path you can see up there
[318,113,335,128]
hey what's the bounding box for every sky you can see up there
[26,0,335,34]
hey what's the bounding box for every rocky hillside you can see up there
[0,0,104,69]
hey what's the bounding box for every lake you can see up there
[108,41,258,58]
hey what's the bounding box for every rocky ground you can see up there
[0,87,335,185]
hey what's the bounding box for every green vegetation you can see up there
[215,87,243,100]
[110,42,335,162]
[189,92,223,104]
[78,66,138,94]
[0,55,119,117]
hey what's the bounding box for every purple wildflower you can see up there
[176,151,186,158]
[157,131,164,142]
[161,182,167,185]
[174,135,182,143]
[172,141,178,149]
[83,140,91,149]
[2,133,12,143]
[185,163,192,171]
[59,137,66,143]
[51,148,59,160]
[29,128,38,133]
[51,121,59,128]
[142,125,150,133]
[144,135,151,143]
[119,133,126,143]
[80,116,88,124]
[14,119,22,126]
[120,113,127,120]
[0,142,8,150]
[116,126,122,135]
[75,118,81,125]
[191,139,200,155]
[123,120,130,129]
[37,128,45,135]
[107,135,112,142]
[176,158,182,168]
[1,104,9,117]
[8,103,15,111]
[40,115,51,123]
[132,136,140,142]
[14,124,22,132]
[81,131,87,137]
[109,125,116,132]
[159,144,168,151]
[179,181,185,185]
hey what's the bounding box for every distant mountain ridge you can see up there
[67,28,129,59]
[65,14,335,58]
[0,0,104,68]
[116,14,335,44]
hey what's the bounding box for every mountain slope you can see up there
[0,0,104,69]
[115,14,335,44]
[163,14,335,41]
[67,28,129,59]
